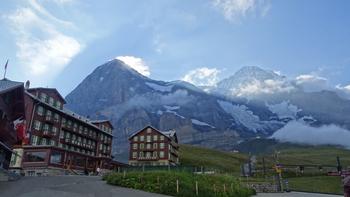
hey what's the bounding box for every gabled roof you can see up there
[27,87,66,104]
[128,125,177,141]
[0,78,23,94]
[91,120,114,129]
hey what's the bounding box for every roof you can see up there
[91,120,114,129]
[0,78,23,94]
[25,91,114,137]
[27,87,66,104]
[128,125,177,140]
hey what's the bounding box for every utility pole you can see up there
[336,156,342,174]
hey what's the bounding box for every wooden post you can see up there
[231,183,233,192]
[213,184,216,194]
[223,184,226,193]
[195,181,198,196]
[123,170,126,178]
[176,179,179,193]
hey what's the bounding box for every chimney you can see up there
[25,80,30,89]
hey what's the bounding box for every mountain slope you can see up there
[66,60,286,161]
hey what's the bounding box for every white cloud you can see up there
[335,84,350,100]
[295,74,329,92]
[5,0,82,85]
[272,121,350,149]
[232,79,295,97]
[212,0,270,22]
[116,56,151,77]
[182,67,221,87]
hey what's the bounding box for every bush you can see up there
[103,171,255,197]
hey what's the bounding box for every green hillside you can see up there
[179,143,350,174]
[179,144,248,174]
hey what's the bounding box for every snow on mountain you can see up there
[266,101,302,120]
[191,119,215,128]
[217,100,265,133]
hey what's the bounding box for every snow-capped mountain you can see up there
[65,60,286,161]
[65,60,350,160]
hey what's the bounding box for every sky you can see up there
[1,0,350,96]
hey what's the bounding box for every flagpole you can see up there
[3,59,8,79]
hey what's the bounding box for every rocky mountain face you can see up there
[65,60,286,161]
[66,61,350,161]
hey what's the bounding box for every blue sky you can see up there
[1,0,350,96]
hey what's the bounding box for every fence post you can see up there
[123,170,126,178]
[231,183,233,192]
[195,181,198,196]
[213,184,216,194]
[176,179,179,193]
[223,184,226,193]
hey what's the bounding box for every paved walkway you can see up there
[257,192,342,197]
[0,176,169,197]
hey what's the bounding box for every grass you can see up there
[104,171,256,197]
[178,144,349,195]
[179,144,248,175]
[287,176,343,195]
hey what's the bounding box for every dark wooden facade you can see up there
[128,126,179,166]
[0,79,25,169]
[9,87,115,174]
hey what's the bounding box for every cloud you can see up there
[232,78,295,97]
[294,74,329,92]
[116,56,151,77]
[335,84,350,100]
[182,67,221,87]
[5,0,82,85]
[212,0,270,22]
[272,121,350,149]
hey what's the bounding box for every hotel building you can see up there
[128,126,179,166]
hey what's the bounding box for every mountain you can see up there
[65,60,285,161]
[212,66,350,129]
[66,60,350,161]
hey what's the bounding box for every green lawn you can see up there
[287,176,343,195]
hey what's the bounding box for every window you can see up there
[24,151,47,162]
[139,143,144,149]
[140,135,144,141]
[147,128,152,133]
[153,135,158,141]
[55,101,62,109]
[160,151,164,158]
[31,135,39,145]
[37,106,44,116]
[43,124,49,132]
[153,151,158,158]
[132,152,137,159]
[146,152,151,158]
[160,143,165,149]
[49,97,54,106]
[60,131,64,139]
[133,143,138,150]
[40,93,47,102]
[50,140,55,146]
[52,127,57,135]
[41,138,47,145]
[46,110,52,117]
[146,135,151,142]
[160,135,164,141]
[61,118,66,127]
[153,143,158,149]
[54,113,60,122]
[146,144,151,149]
[139,152,144,158]
[133,136,138,142]
[33,121,41,130]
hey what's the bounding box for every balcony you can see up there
[42,130,55,137]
